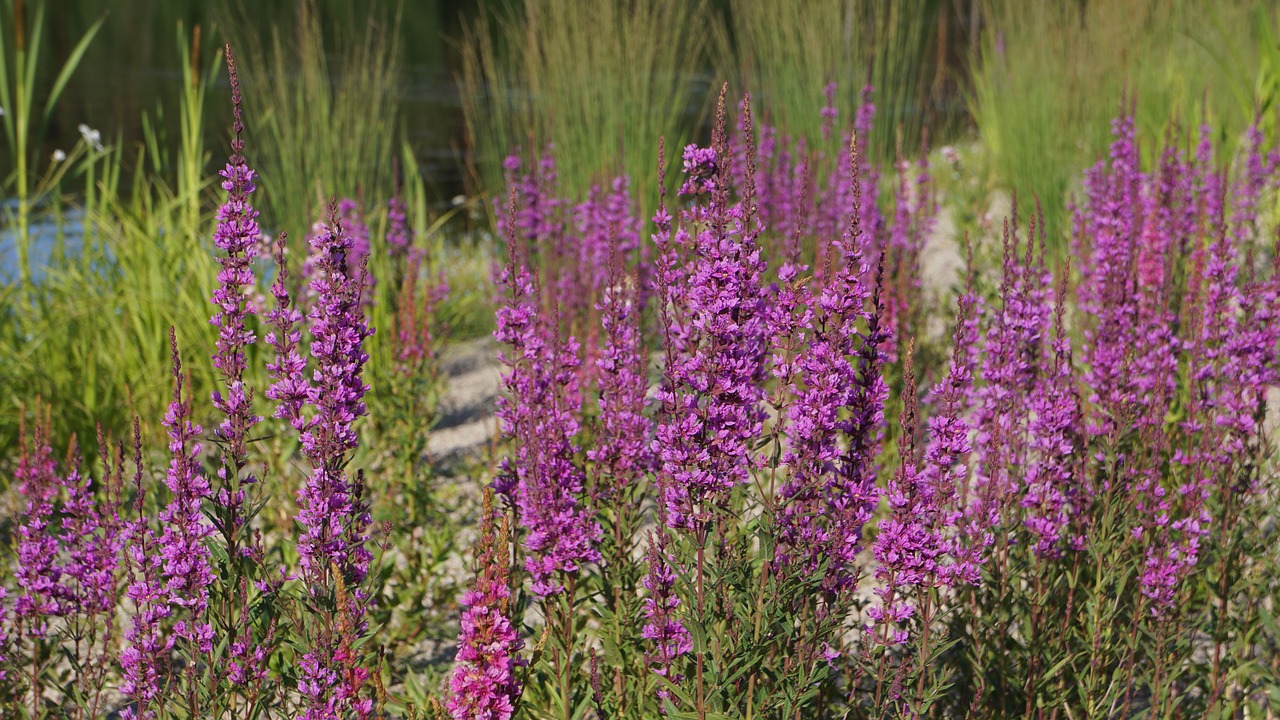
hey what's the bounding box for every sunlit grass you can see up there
[459,0,711,218]
[971,0,1271,242]
[717,0,950,164]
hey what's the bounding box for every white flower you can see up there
[51,149,66,163]
[940,146,959,165]
[451,194,467,207]
[77,123,103,151]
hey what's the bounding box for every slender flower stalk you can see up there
[641,507,691,706]
[448,492,524,720]
[655,90,769,529]
[292,200,376,719]
[209,45,264,538]
[121,422,173,719]
[776,133,879,594]
[157,331,215,667]
[588,229,654,505]
[264,232,308,430]
[493,189,602,596]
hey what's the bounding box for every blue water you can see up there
[0,204,89,284]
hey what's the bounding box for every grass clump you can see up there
[459,0,710,215]
[231,0,400,237]
[718,0,949,163]
[971,0,1271,240]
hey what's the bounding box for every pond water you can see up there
[0,0,487,281]
[15,0,482,201]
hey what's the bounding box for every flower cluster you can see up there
[492,219,602,595]
[448,494,524,720]
[655,91,770,529]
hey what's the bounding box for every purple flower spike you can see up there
[209,45,264,542]
[448,494,525,720]
[292,200,376,719]
[297,201,375,587]
[588,229,654,504]
[642,510,691,704]
[656,90,769,529]
[265,232,309,429]
[776,133,880,594]
[157,330,215,652]
[494,189,602,597]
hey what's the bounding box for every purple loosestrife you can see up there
[1022,277,1085,557]
[157,331,216,656]
[11,421,63,627]
[122,422,174,719]
[870,306,981,645]
[576,177,641,292]
[386,193,411,259]
[209,44,263,548]
[1079,112,1178,439]
[869,347,923,647]
[301,198,373,305]
[969,212,1049,531]
[641,506,691,703]
[296,202,375,588]
[655,91,769,529]
[448,493,524,720]
[1231,122,1266,244]
[264,232,309,430]
[0,589,8,683]
[776,134,879,594]
[6,416,124,717]
[499,150,565,248]
[820,81,838,141]
[493,191,602,596]
[292,201,376,719]
[588,231,654,504]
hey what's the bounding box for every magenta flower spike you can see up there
[655,90,769,529]
[493,188,602,597]
[448,495,524,720]
[776,133,880,594]
[588,228,654,504]
[156,331,215,654]
[209,45,265,546]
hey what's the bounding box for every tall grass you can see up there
[0,0,103,287]
[1,24,220,450]
[971,0,1269,240]
[231,0,400,238]
[718,0,948,163]
[458,0,710,216]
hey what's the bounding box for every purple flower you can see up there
[775,134,881,594]
[265,232,309,429]
[295,203,375,588]
[969,211,1050,531]
[655,95,769,529]
[588,231,654,504]
[291,201,377,718]
[870,303,980,642]
[641,518,691,702]
[386,194,412,257]
[1021,282,1085,557]
[492,226,603,595]
[155,331,215,651]
[209,45,264,544]
[11,421,63,626]
[301,198,373,306]
[820,81,839,140]
[122,422,176,715]
[448,494,524,720]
